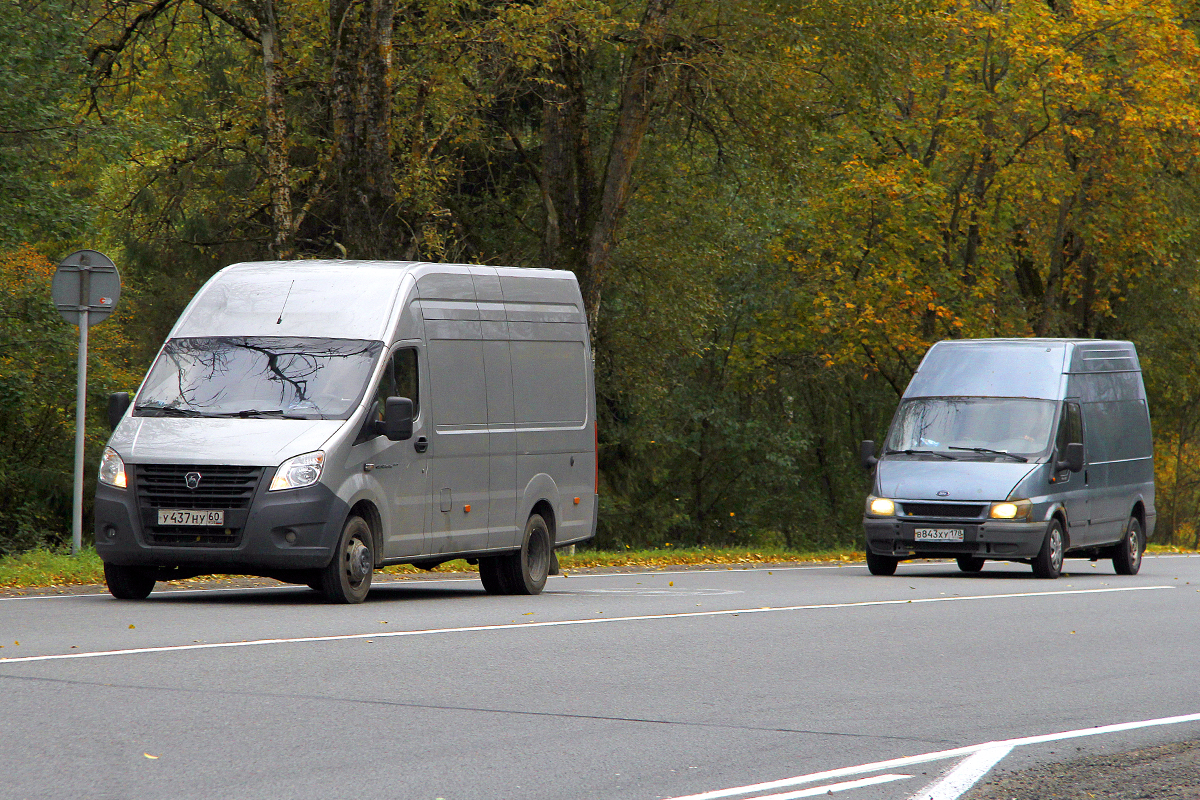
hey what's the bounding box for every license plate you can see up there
[914,528,964,542]
[157,509,224,526]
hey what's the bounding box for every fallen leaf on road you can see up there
[144,753,158,760]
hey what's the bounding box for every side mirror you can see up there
[1057,442,1084,473]
[107,392,131,431]
[860,440,878,470]
[382,397,414,441]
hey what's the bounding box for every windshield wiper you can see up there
[948,446,1028,462]
[211,409,312,420]
[885,448,956,460]
[133,404,206,418]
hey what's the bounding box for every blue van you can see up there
[861,339,1155,578]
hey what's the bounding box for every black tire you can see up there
[866,548,899,576]
[1113,517,1144,575]
[104,563,156,600]
[498,513,551,595]
[478,556,508,594]
[317,515,374,603]
[1032,519,1065,579]
[957,556,986,573]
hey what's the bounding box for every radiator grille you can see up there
[899,503,986,519]
[135,464,262,510]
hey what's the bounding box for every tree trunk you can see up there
[250,0,293,257]
[330,0,397,258]
[539,0,678,329]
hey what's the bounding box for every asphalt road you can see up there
[2,555,1199,800]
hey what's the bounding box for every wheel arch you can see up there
[530,499,557,548]
[348,498,383,565]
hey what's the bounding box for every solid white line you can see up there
[661,711,1200,800]
[907,745,1013,800]
[0,585,1173,664]
[748,773,912,799]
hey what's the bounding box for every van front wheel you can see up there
[1032,519,1065,579]
[865,549,899,576]
[1113,517,1143,575]
[318,515,373,603]
[956,556,985,573]
[104,563,155,600]
[500,513,551,595]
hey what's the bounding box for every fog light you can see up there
[284,530,297,544]
[104,526,117,540]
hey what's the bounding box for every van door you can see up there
[1052,400,1092,547]
[352,344,430,558]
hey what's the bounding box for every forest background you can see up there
[2,0,1199,556]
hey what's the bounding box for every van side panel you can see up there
[419,269,492,555]
[1070,366,1155,545]
[500,271,595,548]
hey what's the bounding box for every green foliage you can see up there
[0,0,92,248]
[0,246,140,554]
[2,0,1200,556]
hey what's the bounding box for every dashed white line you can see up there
[747,774,913,799]
[0,585,1173,664]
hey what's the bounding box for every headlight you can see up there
[270,451,325,491]
[989,499,1032,520]
[866,496,895,516]
[98,447,127,489]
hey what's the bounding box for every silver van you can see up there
[861,338,1154,578]
[94,261,598,602]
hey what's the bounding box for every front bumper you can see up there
[863,516,1047,559]
[94,476,348,572]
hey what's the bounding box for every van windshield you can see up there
[886,397,1057,459]
[135,337,383,420]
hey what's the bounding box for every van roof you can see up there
[904,338,1139,399]
[169,260,580,340]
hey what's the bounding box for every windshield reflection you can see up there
[886,397,1057,459]
[135,337,383,420]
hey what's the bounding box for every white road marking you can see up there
[662,711,1200,800]
[0,585,1173,664]
[906,745,1013,800]
[744,773,912,799]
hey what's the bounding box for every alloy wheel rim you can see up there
[1050,529,1063,572]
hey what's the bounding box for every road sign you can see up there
[54,250,122,556]
[52,249,121,327]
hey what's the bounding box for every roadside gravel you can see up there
[966,739,1200,800]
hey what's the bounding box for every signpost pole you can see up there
[71,271,91,555]
[52,250,120,557]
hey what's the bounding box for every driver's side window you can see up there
[358,348,419,445]
[375,347,419,418]
[1055,401,1082,453]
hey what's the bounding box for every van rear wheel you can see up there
[317,515,373,603]
[103,563,155,600]
[499,513,551,595]
[1032,519,1065,579]
[1113,517,1144,575]
[865,549,899,576]
[956,556,985,573]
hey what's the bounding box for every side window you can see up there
[374,348,419,418]
[1056,401,1082,451]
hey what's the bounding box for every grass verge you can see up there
[0,546,863,589]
